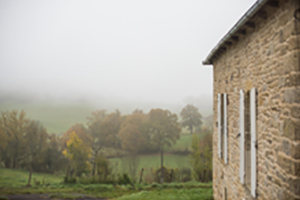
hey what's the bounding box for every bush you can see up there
[77,175,115,185]
[64,176,76,184]
[152,166,178,183]
[117,173,132,185]
[178,167,192,182]
[95,155,113,182]
[190,134,212,182]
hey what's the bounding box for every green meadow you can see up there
[0,168,212,200]
[109,154,191,177]
[0,168,63,188]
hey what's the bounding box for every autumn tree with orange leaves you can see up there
[119,112,149,153]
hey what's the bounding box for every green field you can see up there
[166,134,193,151]
[0,168,212,199]
[0,101,92,134]
[0,168,63,188]
[114,187,213,200]
[110,154,190,171]
[109,153,191,180]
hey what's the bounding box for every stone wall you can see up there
[211,0,300,199]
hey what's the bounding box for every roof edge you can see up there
[202,0,268,65]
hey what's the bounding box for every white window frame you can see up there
[239,88,257,198]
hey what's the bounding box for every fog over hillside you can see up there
[0,91,212,117]
[0,0,257,133]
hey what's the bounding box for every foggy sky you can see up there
[0,0,256,104]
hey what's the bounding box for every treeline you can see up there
[0,108,182,181]
[0,111,67,174]
[0,104,211,184]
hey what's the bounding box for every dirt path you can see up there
[3,194,106,200]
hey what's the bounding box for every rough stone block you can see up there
[278,10,292,27]
[293,142,300,160]
[287,73,300,87]
[281,51,298,74]
[282,21,293,41]
[283,88,300,104]
[277,153,300,176]
[281,139,292,156]
[282,118,300,140]
[287,36,300,50]
[291,106,300,119]
[278,188,299,200]
[293,19,300,35]
[288,177,300,196]
[276,170,286,183]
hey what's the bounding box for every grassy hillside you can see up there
[0,101,92,134]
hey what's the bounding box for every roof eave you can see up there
[202,0,269,66]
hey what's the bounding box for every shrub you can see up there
[64,176,76,184]
[117,173,132,185]
[95,155,113,183]
[152,166,178,183]
[190,134,212,182]
[178,167,192,182]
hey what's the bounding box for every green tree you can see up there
[24,120,48,186]
[180,104,202,134]
[44,134,69,173]
[86,110,122,176]
[190,133,212,182]
[147,108,181,183]
[0,110,29,168]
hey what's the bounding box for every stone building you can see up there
[202,0,300,199]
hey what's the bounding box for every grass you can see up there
[0,168,212,200]
[109,154,191,176]
[113,188,213,200]
[166,134,194,151]
[0,168,63,188]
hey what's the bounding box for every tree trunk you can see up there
[27,167,32,187]
[92,151,98,176]
[160,148,164,184]
[139,168,144,184]
[12,158,16,169]
[190,125,193,134]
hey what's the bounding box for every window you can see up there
[245,91,251,189]
[218,93,228,164]
[239,88,257,198]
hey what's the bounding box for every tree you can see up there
[119,112,149,153]
[190,133,212,182]
[180,104,203,134]
[24,120,48,186]
[44,134,69,173]
[86,110,122,176]
[62,132,91,177]
[0,110,29,168]
[147,108,181,183]
[62,123,89,149]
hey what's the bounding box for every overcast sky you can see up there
[0,0,256,105]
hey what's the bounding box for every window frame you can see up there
[239,88,257,198]
[217,93,228,164]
